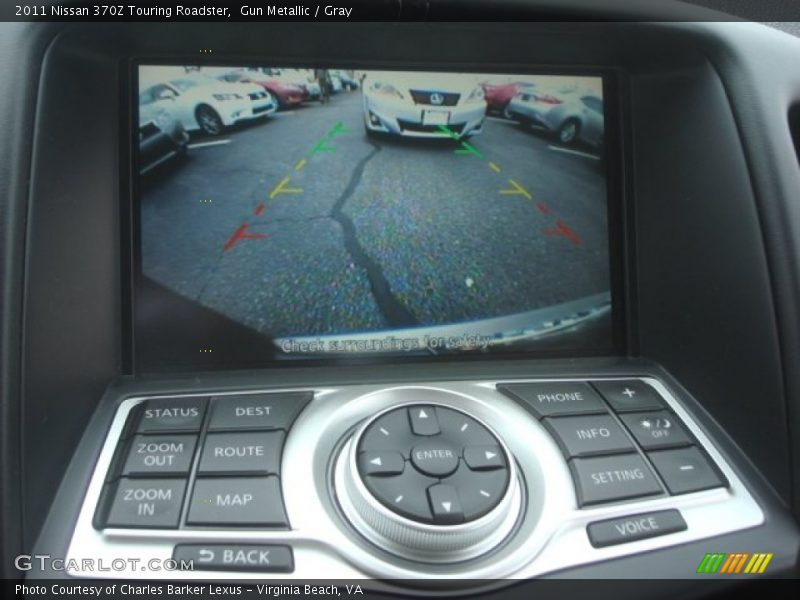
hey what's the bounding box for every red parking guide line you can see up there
[544,220,583,247]
[223,223,266,252]
[254,203,265,216]
[537,202,550,215]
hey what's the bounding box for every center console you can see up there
[69,376,759,584]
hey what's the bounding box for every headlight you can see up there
[370,81,404,99]
[213,93,243,101]
[466,86,485,103]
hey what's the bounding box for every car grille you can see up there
[409,90,460,106]
[139,122,160,140]
[397,120,465,135]
[249,91,267,100]
[253,105,271,114]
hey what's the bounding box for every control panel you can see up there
[67,378,762,584]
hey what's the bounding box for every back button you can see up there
[173,544,294,572]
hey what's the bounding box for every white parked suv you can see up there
[138,76,276,136]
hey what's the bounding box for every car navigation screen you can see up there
[134,65,615,370]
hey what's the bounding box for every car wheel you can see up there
[503,104,514,120]
[557,119,580,144]
[266,91,280,110]
[195,105,224,136]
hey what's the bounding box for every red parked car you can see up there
[481,81,524,115]
[217,71,307,109]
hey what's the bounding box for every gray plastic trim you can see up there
[63,377,762,587]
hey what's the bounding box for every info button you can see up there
[498,382,607,418]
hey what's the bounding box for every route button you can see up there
[198,431,284,475]
[498,382,607,418]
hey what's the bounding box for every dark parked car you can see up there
[138,109,189,175]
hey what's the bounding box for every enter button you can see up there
[587,509,687,548]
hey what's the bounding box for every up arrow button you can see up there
[409,405,440,436]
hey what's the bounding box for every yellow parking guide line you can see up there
[489,162,501,173]
[269,176,303,199]
[499,179,533,200]
[294,159,307,171]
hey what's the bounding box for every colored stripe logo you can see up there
[696,552,773,574]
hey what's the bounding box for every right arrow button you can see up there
[464,445,506,471]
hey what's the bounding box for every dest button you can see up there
[208,392,311,432]
[173,544,294,573]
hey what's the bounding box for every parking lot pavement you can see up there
[141,91,609,338]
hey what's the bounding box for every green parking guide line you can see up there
[436,125,483,158]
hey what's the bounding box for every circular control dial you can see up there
[335,402,521,562]
[357,405,510,524]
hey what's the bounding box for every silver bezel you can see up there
[64,378,763,587]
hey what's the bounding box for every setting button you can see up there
[428,484,465,524]
[587,509,687,548]
[498,382,607,418]
[136,397,207,433]
[464,445,506,470]
[122,435,197,476]
[408,405,440,436]
[648,447,727,495]
[620,411,692,450]
[198,431,284,476]
[359,451,405,476]
[187,477,288,527]
[593,380,665,412]
[363,466,437,523]
[570,454,662,506]
[544,415,634,458]
[105,478,186,528]
[208,392,311,432]
[410,439,459,477]
[173,544,294,573]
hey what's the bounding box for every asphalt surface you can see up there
[140,91,610,339]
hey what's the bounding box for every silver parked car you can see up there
[506,88,604,147]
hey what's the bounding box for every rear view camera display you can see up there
[135,65,613,368]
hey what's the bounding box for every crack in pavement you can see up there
[330,141,419,328]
